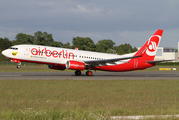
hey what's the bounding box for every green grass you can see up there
[0,80,179,119]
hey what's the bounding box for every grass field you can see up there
[0,80,179,119]
[0,63,179,119]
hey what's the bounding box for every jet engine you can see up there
[66,60,85,70]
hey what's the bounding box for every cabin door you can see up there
[24,47,29,55]
[134,59,138,68]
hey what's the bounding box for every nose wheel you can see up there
[16,62,21,69]
[16,65,21,69]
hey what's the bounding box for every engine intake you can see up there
[66,60,85,70]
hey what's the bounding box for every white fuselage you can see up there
[2,44,135,66]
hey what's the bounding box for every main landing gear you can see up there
[75,70,81,76]
[86,71,93,76]
[75,70,93,76]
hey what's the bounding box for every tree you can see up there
[63,42,71,49]
[106,48,116,54]
[96,39,115,53]
[34,31,54,46]
[115,43,137,55]
[0,38,12,61]
[72,37,96,51]
[0,37,12,50]
[132,47,138,52]
[50,41,63,47]
[12,33,34,45]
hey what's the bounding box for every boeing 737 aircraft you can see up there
[2,29,165,76]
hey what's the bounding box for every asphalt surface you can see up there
[0,71,179,80]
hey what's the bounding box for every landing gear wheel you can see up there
[75,70,81,76]
[17,65,21,69]
[86,71,93,76]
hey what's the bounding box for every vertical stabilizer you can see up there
[134,29,163,61]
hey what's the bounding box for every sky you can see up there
[0,0,179,48]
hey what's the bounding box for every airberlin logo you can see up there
[31,47,75,59]
[148,41,156,51]
[146,35,161,56]
[70,64,85,68]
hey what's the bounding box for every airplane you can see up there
[2,29,165,76]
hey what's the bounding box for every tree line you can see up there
[0,31,137,61]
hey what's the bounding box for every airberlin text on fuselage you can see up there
[31,47,75,59]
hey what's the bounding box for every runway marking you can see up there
[110,114,179,119]
[0,75,21,77]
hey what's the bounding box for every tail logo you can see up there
[149,41,156,51]
[146,35,161,56]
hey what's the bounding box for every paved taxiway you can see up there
[0,71,179,80]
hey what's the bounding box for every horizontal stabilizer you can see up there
[146,59,174,63]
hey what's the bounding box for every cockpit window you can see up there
[10,47,18,50]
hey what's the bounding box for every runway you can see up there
[0,71,179,80]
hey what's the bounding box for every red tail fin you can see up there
[134,29,163,61]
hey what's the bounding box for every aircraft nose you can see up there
[2,49,8,56]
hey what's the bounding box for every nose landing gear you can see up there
[11,59,21,69]
[16,64,21,69]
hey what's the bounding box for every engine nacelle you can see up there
[66,60,85,70]
[48,65,66,70]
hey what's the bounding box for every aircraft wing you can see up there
[84,55,141,65]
